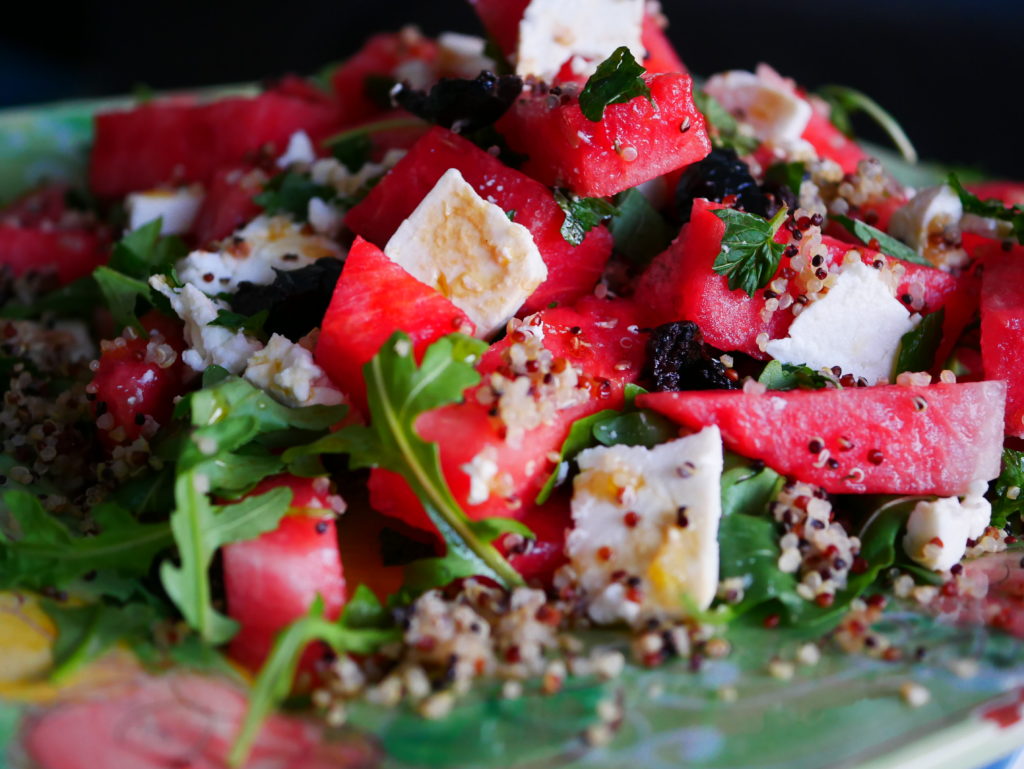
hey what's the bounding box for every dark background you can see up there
[1,1,1021,178]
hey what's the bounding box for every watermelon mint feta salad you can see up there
[2,0,1024,763]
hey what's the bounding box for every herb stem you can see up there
[324,117,426,147]
[819,85,918,164]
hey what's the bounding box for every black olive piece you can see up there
[674,148,769,222]
[644,321,738,392]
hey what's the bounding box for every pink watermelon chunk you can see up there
[496,72,710,198]
[314,236,475,414]
[635,198,971,364]
[370,295,647,531]
[638,382,1006,496]
[191,166,265,246]
[980,242,1024,438]
[800,103,869,175]
[344,126,612,313]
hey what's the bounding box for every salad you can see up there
[2,1,1024,767]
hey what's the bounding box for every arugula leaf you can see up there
[209,309,269,337]
[109,219,188,278]
[758,360,833,391]
[331,132,373,173]
[554,189,619,246]
[711,205,788,296]
[892,308,945,377]
[93,267,153,331]
[692,90,760,155]
[989,449,1024,528]
[609,188,676,265]
[578,46,653,122]
[44,601,157,683]
[0,493,172,592]
[254,171,336,221]
[829,213,929,266]
[228,595,400,767]
[764,161,806,197]
[948,173,1024,245]
[817,84,917,164]
[340,332,525,588]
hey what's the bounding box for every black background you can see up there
[1,1,1021,178]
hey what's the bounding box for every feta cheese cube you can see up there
[765,260,919,384]
[276,130,317,169]
[126,186,204,235]
[889,184,968,267]
[515,0,645,84]
[384,168,547,338]
[243,333,344,407]
[566,427,724,626]
[177,215,342,295]
[438,32,496,79]
[704,65,812,146]
[903,480,992,572]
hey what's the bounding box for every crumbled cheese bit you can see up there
[276,130,317,168]
[126,185,204,235]
[384,168,547,338]
[460,447,500,506]
[889,184,968,270]
[704,64,812,146]
[903,480,992,572]
[438,32,496,79]
[243,333,344,407]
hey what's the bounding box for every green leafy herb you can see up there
[254,171,336,222]
[829,213,929,266]
[43,601,157,683]
[228,594,400,767]
[758,360,832,391]
[505,209,517,222]
[0,493,172,592]
[990,449,1024,528]
[331,132,373,173]
[764,161,806,197]
[892,308,945,377]
[948,173,1024,245]
[592,410,677,449]
[109,218,188,278]
[0,276,101,320]
[817,84,918,164]
[609,188,676,265]
[578,46,653,122]
[338,332,526,588]
[554,189,619,246]
[93,267,153,330]
[209,309,269,337]
[711,205,788,296]
[692,90,760,155]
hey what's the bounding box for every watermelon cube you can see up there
[638,381,1006,496]
[980,242,1024,437]
[191,166,265,246]
[344,126,612,313]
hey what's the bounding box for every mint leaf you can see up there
[554,189,619,246]
[254,171,336,221]
[609,188,675,265]
[0,493,172,592]
[989,449,1024,528]
[829,213,929,266]
[948,173,1024,245]
[892,308,945,377]
[229,595,400,767]
[711,206,788,296]
[817,84,917,164]
[758,360,833,391]
[693,90,760,155]
[339,332,525,588]
[578,46,653,122]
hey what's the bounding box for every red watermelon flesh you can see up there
[369,295,647,531]
[638,381,1006,496]
[344,126,612,313]
[635,198,969,364]
[314,236,475,415]
[980,242,1024,437]
[496,72,711,198]
[223,475,346,674]
[191,166,265,246]
[966,181,1024,208]
[800,103,869,175]
[496,489,572,586]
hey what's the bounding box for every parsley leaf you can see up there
[0,492,172,592]
[692,90,760,155]
[829,213,929,266]
[758,361,833,391]
[337,332,526,588]
[989,449,1024,529]
[892,309,945,377]
[711,205,788,297]
[817,84,917,164]
[554,189,619,246]
[254,171,336,221]
[609,188,675,265]
[578,46,653,122]
[948,173,1024,245]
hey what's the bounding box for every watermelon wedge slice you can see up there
[980,242,1024,437]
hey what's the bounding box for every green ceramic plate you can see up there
[0,95,1021,769]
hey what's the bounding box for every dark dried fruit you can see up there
[675,148,768,222]
[644,321,737,392]
[230,258,343,341]
[392,71,523,134]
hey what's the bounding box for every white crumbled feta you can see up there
[309,149,406,200]
[126,186,204,235]
[307,197,344,238]
[765,260,919,384]
[515,0,645,84]
[438,32,496,79]
[889,184,966,268]
[276,130,317,168]
[566,427,724,626]
[383,168,548,338]
[704,64,813,146]
[243,333,344,407]
[149,275,262,374]
[176,215,342,295]
[461,447,500,506]
[903,480,992,572]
